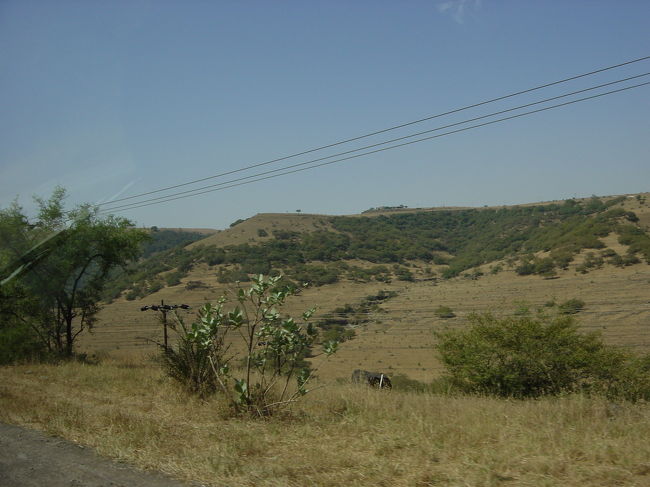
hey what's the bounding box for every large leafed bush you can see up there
[436,312,649,400]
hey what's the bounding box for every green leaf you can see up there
[323,340,339,356]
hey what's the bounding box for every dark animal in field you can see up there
[351,369,392,389]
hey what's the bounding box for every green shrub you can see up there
[165,271,183,287]
[148,279,164,294]
[435,312,624,398]
[515,261,535,276]
[162,275,338,415]
[576,252,604,274]
[216,267,250,283]
[623,253,641,266]
[559,298,585,315]
[394,266,415,281]
[599,353,650,401]
[550,248,574,269]
[608,253,624,267]
[185,280,208,290]
[434,305,455,319]
[290,264,339,286]
[489,264,502,275]
[158,315,223,397]
[0,322,48,364]
[321,326,355,343]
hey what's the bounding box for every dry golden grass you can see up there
[79,260,650,381]
[2,359,650,486]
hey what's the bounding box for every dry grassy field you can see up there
[2,360,650,487]
[78,259,650,383]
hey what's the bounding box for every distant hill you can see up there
[102,193,650,301]
[186,213,336,249]
[140,227,216,258]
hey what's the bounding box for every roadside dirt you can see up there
[0,423,195,487]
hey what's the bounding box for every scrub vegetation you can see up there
[103,196,650,301]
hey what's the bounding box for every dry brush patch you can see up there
[1,360,650,486]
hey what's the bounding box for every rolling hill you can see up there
[79,193,650,382]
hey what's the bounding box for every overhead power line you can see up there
[98,55,650,208]
[99,80,650,214]
[99,74,650,212]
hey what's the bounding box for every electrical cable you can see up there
[99,80,650,214]
[98,55,650,207]
[98,73,650,213]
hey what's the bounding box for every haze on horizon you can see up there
[1,1,649,230]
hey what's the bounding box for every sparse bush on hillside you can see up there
[347,265,391,283]
[364,289,398,303]
[216,267,250,283]
[489,264,502,275]
[558,298,585,315]
[516,256,557,277]
[601,248,617,258]
[550,248,574,269]
[394,265,415,281]
[316,290,397,343]
[576,252,604,274]
[148,279,164,294]
[291,264,339,286]
[435,312,635,399]
[618,225,650,262]
[623,253,641,265]
[320,326,355,344]
[185,280,208,290]
[435,305,455,319]
[164,270,183,287]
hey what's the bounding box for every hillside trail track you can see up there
[0,423,197,487]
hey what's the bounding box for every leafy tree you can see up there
[0,187,148,358]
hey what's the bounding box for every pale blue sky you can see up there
[1,1,649,229]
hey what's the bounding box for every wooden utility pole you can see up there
[160,300,169,350]
[140,301,190,350]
